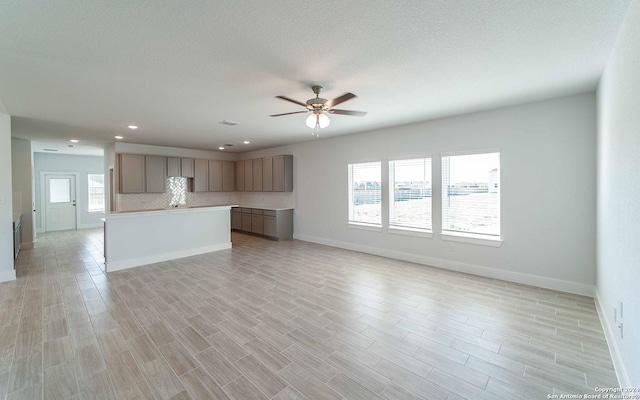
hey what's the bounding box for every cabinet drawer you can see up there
[263,210,277,217]
[241,208,253,214]
[251,209,263,215]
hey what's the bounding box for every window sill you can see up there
[348,222,383,232]
[440,232,502,247]
[88,210,106,214]
[388,226,433,238]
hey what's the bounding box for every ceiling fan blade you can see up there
[269,111,309,117]
[328,109,367,117]
[326,93,356,108]
[275,96,308,108]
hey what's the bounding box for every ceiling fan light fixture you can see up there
[318,113,330,128]
[305,113,317,128]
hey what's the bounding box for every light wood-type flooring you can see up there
[0,228,618,400]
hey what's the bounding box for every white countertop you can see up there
[107,204,237,218]
[235,205,294,211]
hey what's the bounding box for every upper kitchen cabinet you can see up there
[145,156,167,193]
[222,161,235,192]
[262,157,273,192]
[194,159,209,192]
[167,157,181,177]
[120,154,145,193]
[244,159,253,191]
[181,159,194,178]
[208,160,222,192]
[235,160,245,191]
[252,158,263,192]
[273,155,293,192]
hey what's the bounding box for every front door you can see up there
[45,174,77,231]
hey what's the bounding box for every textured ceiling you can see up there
[0,0,632,153]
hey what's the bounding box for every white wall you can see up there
[34,152,105,231]
[11,138,34,247]
[245,93,598,295]
[596,0,640,387]
[0,113,15,282]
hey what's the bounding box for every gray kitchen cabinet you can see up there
[181,158,194,178]
[233,208,293,240]
[208,160,222,192]
[194,159,209,192]
[120,154,146,193]
[262,157,273,192]
[231,208,242,230]
[251,213,263,234]
[241,208,252,231]
[252,158,263,192]
[235,160,245,191]
[145,156,167,193]
[244,159,253,191]
[167,157,181,177]
[222,161,235,192]
[273,155,293,192]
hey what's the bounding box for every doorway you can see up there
[44,173,77,231]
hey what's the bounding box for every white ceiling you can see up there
[0,0,632,153]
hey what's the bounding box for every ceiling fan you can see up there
[270,86,367,136]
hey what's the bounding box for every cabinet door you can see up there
[145,156,167,193]
[244,159,253,192]
[251,214,264,234]
[273,155,293,192]
[222,161,235,192]
[120,154,146,193]
[241,213,252,231]
[235,161,245,191]
[181,159,194,178]
[208,160,222,192]
[263,216,277,237]
[262,157,273,192]
[252,158,263,192]
[231,211,242,230]
[167,157,181,177]
[194,159,209,192]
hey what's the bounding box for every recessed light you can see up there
[69,139,79,143]
[127,125,138,130]
[114,136,124,140]
[243,141,250,144]
[218,146,225,150]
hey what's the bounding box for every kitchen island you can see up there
[104,205,235,272]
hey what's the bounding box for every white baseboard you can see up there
[294,233,595,297]
[36,228,44,234]
[595,291,629,387]
[0,270,16,283]
[106,242,232,272]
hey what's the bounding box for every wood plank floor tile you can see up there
[4,229,619,399]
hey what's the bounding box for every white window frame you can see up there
[440,149,502,247]
[388,156,433,237]
[348,161,383,229]
[88,173,105,213]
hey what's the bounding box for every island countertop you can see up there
[106,204,238,218]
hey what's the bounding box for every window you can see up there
[88,174,105,212]
[389,158,432,231]
[348,162,382,225]
[442,151,500,237]
[50,178,71,203]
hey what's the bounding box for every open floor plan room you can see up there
[0,229,617,399]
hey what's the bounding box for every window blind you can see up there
[348,162,382,225]
[442,152,500,236]
[389,158,432,230]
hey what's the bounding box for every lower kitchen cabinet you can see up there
[231,207,293,240]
